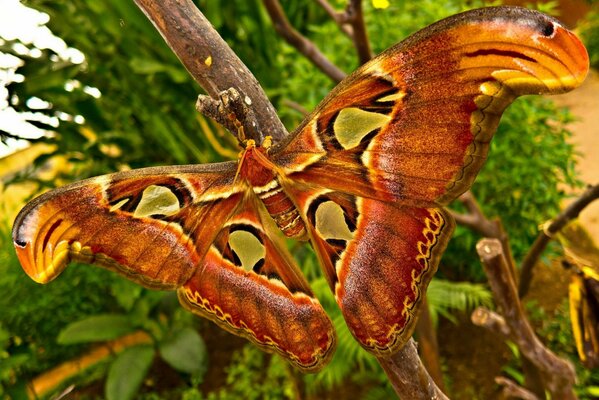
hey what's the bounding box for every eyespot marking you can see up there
[333,107,391,149]
[376,91,406,103]
[228,229,266,272]
[133,185,181,218]
[315,201,354,241]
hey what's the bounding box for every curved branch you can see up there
[262,0,346,82]
[133,0,287,143]
[315,0,354,37]
[315,0,372,64]
[449,191,501,238]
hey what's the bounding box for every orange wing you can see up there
[13,164,240,289]
[273,6,588,354]
[274,6,588,207]
[283,183,453,354]
[13,164,335,371]
[178,194,335,371]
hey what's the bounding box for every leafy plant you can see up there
[427,279,493,326]
[194,346,296,400]
[55,306,208,400]
[579,9,599,69]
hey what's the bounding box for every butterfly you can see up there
[12,6,588,371]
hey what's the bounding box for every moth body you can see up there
[240,141,308,239]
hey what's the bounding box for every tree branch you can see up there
[471,307,511,338]
[476,239,577,400]
[377,339,449,400]
[494,377,541,400]
[133,0,286,143]
[196,88,259,144]
[449,191,501,238]
[415,296,446,391]
[315,0,373,64]
[519,183,599,297]
[345,0,372,64]
[450,191,518,283]
[262,0,346,83]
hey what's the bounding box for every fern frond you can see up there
[427,279,493,326]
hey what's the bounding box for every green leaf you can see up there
[57,314,135,344]
[106,345,154,400]
[159,327,207,375]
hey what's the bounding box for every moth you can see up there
[12,6,588,371]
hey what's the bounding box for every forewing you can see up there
[12,163,242,289]
[274,6,588,207]
[177,194,336,371]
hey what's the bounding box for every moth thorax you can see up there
[255,179,307,240]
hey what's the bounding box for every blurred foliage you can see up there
[427,279,493,326]
[527,298,599,400]
[0,0,586,398]
[579,8,599,69]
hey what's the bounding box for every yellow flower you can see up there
[372,0,390,10]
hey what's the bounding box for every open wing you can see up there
[13,164,334,371]
[13,163,241,289]
[273,6,588,207]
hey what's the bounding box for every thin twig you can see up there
[262,0,346,82]
[519,183,599,297]
[345,0,372,63]
[314,0,372,63]
[450,191,518,282]
[133,0,286,143]
[315,0,354,37]
[281,99,310,116]
[476,239,577,400]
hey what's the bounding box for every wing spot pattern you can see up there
[332,108,391,150]
[133,185,181,218]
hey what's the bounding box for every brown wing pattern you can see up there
[274,7,588,207]
[12,164,241,289]
[273,7,587,354]
[284,183,454,353]
[14,165,335,371]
